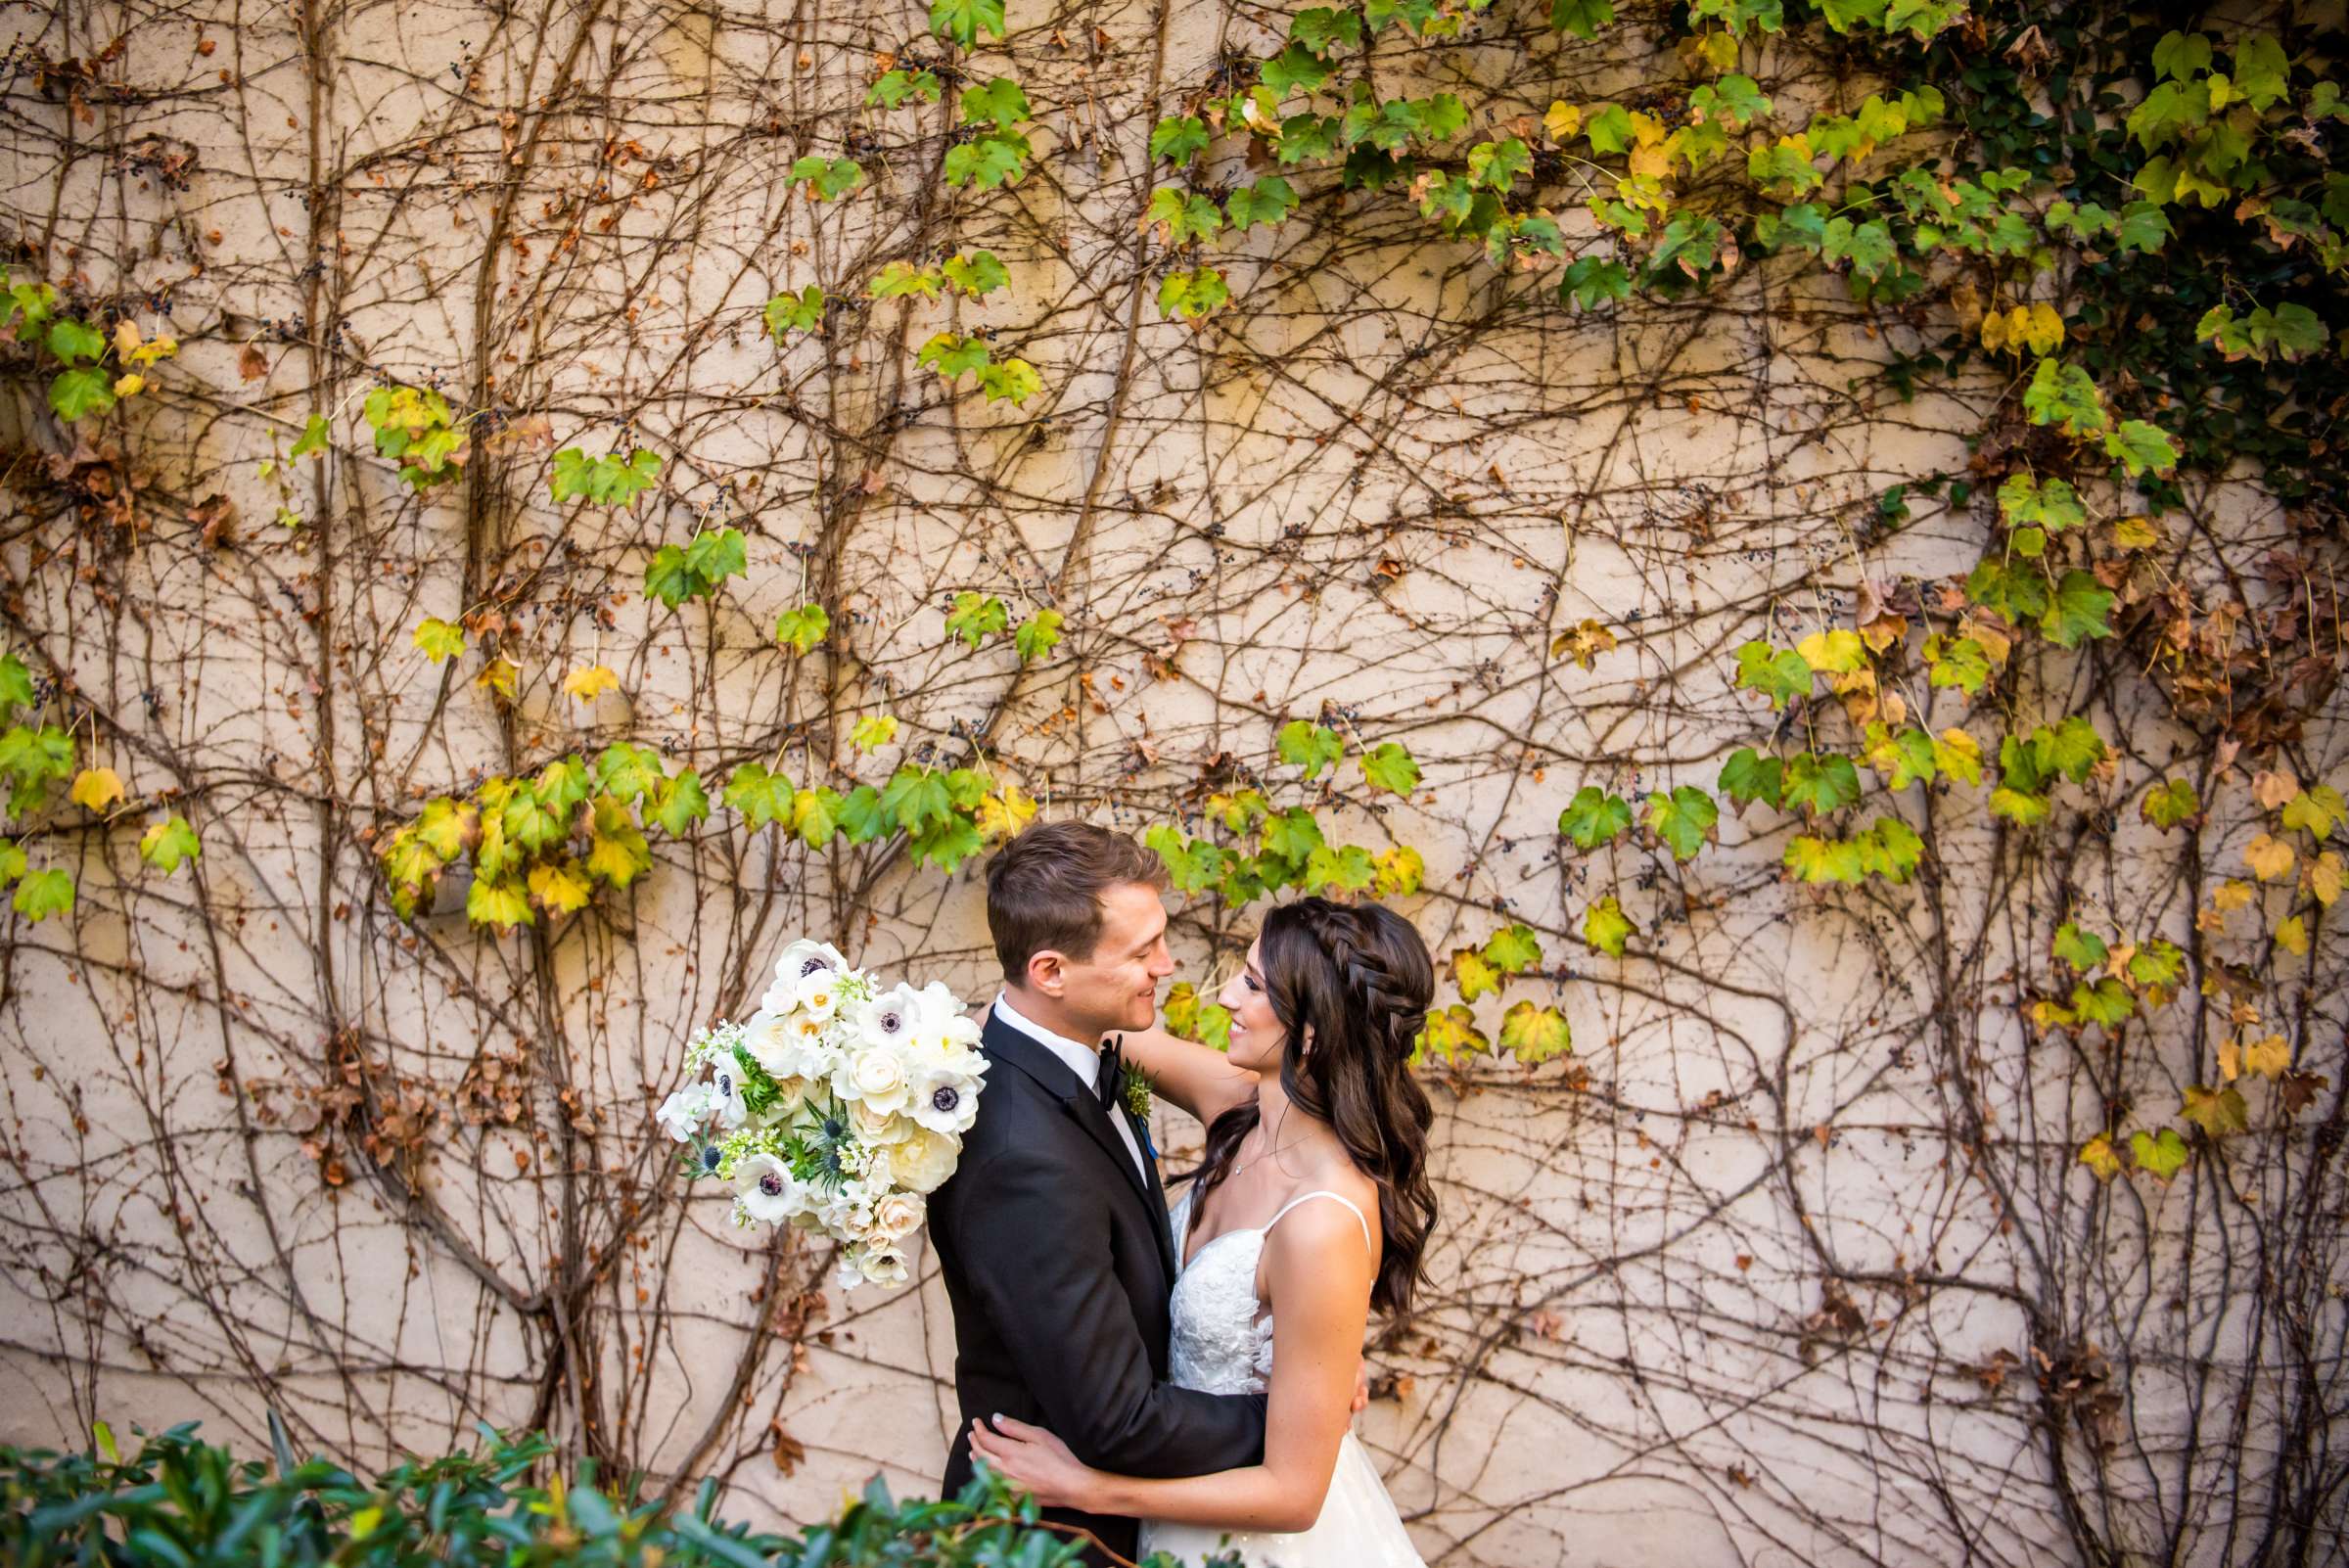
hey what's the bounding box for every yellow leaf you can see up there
[1628,111,1668,148]
[131,335,178,366]
[2308,851,2341,906]
[2242,1034,2290,1079]
[564,664,620,702]
[114,319,143,356]
[2212,879,2254,912]
[2077,1134,2122,1181]
[69,767,125,811]
[976,785,1038,842]
[2021,301,2065,355]
[1543,101,1583,142]
[1979,308,2008,353]
[112,373,145,398]
[1627,137,1673,180]
[1795,628,1868,673]
[2274,915,2309,955]
[2216,1038,2239,1081]
[2109,515,2160,549]
[528,859,593,916]
[2243,833,2294,882]
[477,657,520,702]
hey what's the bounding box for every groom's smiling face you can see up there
[1050,881,1175,1036]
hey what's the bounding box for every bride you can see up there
[970,896,1437,1567]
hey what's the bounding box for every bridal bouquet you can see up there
[657,939,986,1289]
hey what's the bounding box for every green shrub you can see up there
[0,1420,1165,1568]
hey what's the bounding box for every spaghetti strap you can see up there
[1266,1189,1373,1256]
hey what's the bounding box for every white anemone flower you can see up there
[855,1243,911,1289]
[705,1062,750,1130]
[851,983,923,1050]
[656,1083,712,1141]
[906,1058,983,1135]
[731,1152,797,1225]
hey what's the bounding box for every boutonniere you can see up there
[1120,1063,1155,1123]
[1118,1065,1159,1161]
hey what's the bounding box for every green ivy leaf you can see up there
[961,76,1031,129]
[1733,641,1812,710]
[2129,1126,2188,1180]
[48,366,115,422]
[1499,1000,1573,1062]
[2140,776,2199,830]
[944,591,1009,650]
[881,766,954,835]
[2180,1083,2249,1137]
[2040,571,2116,648]
[1549,0,1614,36]
[1583,895,1634,957]
[1717,749,1785,811]
[775,604,830,655]
[1225,177,1299,232]
[658,769,709,830]
[1360,741,1419,796]
[1644,786,1718,860]
[1781,753,1862,817]
[12,865,72,922]
[1150,115,1211,166]
[2101,419,2179,477]
[2053,922,2109,972]
[764,285,826,338]
[788,156,865,200]
[45,319,105,364]
[1014,608,1063,664]
[1483,922,1543,974]
[723,762,796,830]
[0,654,35,713]
[837,783,889,842]
[550,447,662,507]
[1305,843,1376,893]
[1558,785,1634,848]
[1277,720,1344,779]
[139,814,200,874]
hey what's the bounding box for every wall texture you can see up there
[1,1,2342,1565]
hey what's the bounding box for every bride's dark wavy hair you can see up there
[1182,898,1438,1315]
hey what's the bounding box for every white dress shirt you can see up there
[992,992,1148,1179]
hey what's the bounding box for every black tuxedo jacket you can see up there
[930,1005,1267,1562]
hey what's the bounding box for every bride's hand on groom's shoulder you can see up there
[968,1414,1098,1511]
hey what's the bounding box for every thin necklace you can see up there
[1228,1124,1313,1180]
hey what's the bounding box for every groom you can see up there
[928,821,1267,1563]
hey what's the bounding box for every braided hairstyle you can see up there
[1182,897,1438,1315]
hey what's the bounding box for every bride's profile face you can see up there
[1216,940,1290,1073]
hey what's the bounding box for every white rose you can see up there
[889,1128,961,1194]
[836,1043,909,1114]
[855,1243,911,1288]
[656,1083,711,1141]
[742,1008,801,1074]
[870,1190,926,1241]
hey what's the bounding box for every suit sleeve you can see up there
[935,1143,1267,1477]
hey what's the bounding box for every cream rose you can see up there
[889,1128,960,1194]
[849,1096,913,1145]
[869,1190,926,1241]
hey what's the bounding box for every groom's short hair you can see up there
[986,820,1167,982]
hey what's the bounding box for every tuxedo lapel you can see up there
[982,1010,1176,1290]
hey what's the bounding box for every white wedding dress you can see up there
[1138,1188,1425,1568]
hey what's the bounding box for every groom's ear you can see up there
[1024,947,1068,997]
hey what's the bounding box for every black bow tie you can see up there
[1094,1035,1126,1106]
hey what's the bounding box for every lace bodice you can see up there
[1165,1187,1373,1397]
